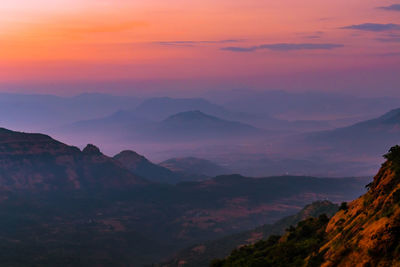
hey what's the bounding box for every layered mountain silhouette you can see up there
[133,97,247,121]
[152,111,262,140]
[307,108,400,156]
[61,110,263,142]
[0,93,141,131]
[213,146,400,267]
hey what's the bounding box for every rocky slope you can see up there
[321,145,400,266]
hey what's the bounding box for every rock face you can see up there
[0,127,145,191]
[321,146,400,267]
[82,144,102,155]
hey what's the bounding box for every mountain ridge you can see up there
[0,127,146,191]
[113,150,198,183]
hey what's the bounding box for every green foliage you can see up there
[384,145,400,162]
[339,202,348,211]
[384,145,400,174]
[211,215,330,267]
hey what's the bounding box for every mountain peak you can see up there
[165,110,218,121]
[82,144,102,155]
[114,150,147,165]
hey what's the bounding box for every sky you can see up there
[0,0,399,96]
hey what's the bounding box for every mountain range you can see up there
[59,110,263,142]
[0,93,141,131]
[0,126,370,266]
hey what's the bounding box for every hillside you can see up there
[164,201,338,267]
[321,145,400,266]
[213,146,400,267]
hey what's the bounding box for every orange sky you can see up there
[0,0,399,94]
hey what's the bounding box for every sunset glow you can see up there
[1,0,400,94]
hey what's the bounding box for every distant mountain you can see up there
[61,110,153,137]
[165,201,338,267]
[0,127,145,191]
[58,110,263,142]
[134,97,336,132]
[307,107,400,156]
[211,146,400,267]
[0,93,141,131]
[114,150,201,184]
[211,90,400,122]
[133,97,252,121]
[151,111,262,140]
[160,157,230,177]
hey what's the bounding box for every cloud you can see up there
[375,34,400,43]
[341,23,400,32]
[378,4,400,11]
[221,43,344,52]
[305,35,322,39]
[302,31,324,39]
[155,39,243,47]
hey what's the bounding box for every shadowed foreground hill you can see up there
[213,146,400,267]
